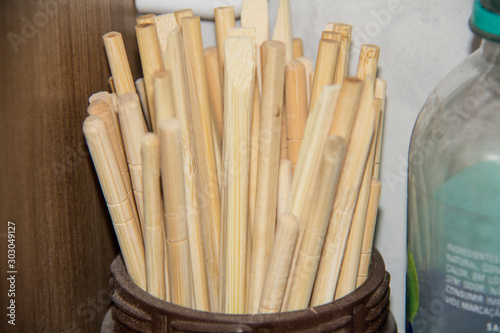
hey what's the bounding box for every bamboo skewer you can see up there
[204,46,224,141]
[117,93,149,231]
[373,79,387,178]
[296,56,313,107]
[103,32,136,95]
[311,77,376,307]
[174,9,194,26]
[247,40,286,314]
[259,213,299,314]
[215,6,236,86]
[241,0,269,94]
[165,26,211,311]
[142,133,167,300]
[181,16,221,310]
[335,99,382,299]
[136,23,163,132]
[153,70,176,129]
[292,38,304,59]
[272,0,293,64]
[309,39,340,111]
[284,136,346,311]
[155,13,178,63]
[83,116,146,289]
[220,36,255,314]
[277,159,293,218]
[285,60,308,172]
[160,119,193,308]
[356,44,380,81]
[135,78,153,131]
[357,178,382,287]
[108,76,116,93]
[281,85,341,307]
[328,23,352,85]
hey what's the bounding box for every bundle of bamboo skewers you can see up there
[83,0,386,315]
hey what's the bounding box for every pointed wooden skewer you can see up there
[117,93,149,231]
[285,60,308,172]
[241,0,269,94]
[296,56,313,107]
[103,32,136,95]
[165,26,211,311]
[205,46,224,141]
[181,16,221,311]
[280,85,341,307]
[155,13,178,63]
[220,36,255,314]
[292,38,304,59]
[247,40,286,314]
[259,213,299,314]
[135,78,153,131]
[357,178,382,287]
[83,115,146,289]
[373,79,387,178]
[335,98,382,299]
[136,23,163,132]
[277,159,293,218]
[174,9,193,26]
[272,0,293,64]
[284,136,346,311]
[160,118,193,308]
[215,6,236,87]
[142,133,167,300]
[311,77,376,307]
[309,39,339,111]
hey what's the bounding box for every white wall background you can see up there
[197,1,478,331]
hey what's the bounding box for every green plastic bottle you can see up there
[407,1,500,332]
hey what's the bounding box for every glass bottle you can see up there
[407,1,500,332]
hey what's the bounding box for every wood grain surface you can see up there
[0,0,140,331]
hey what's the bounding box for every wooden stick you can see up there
[181,16,221,310]
[357,178,382,287]
[108,76,116,93]
[280,85,341,307]
[296,56,313,107]
[309,39,339,111]
[174,9,193,26]
[153,69,176,130]
[331,23,353,85]
[292,38,303,59]
[285,60,308,172]
[117,93,149,232]
[83,115,146,289]
[284,136,346,311]
[247,40,286,314]
[272,0,293,64]
[135,78,153,131]
[159,118,193,308]
[103,32,136,95]
[373,79,387,178]
[321,30,342,43]
[241,0,269,93]
[165,26,211,311]
[356,44,380,80]
[155,13,178,63]
[215,6,235,86]
[335,99,382,299]
[311,77,376,307]
[142,133,166,300]
[277,159,293,218]
[136,14,156,25]
[220,36,255,314]
[136,23,163,133]
[329,77,363,141]
[280,107,288,160]
[204,46,224,141]
[259,213,299,314]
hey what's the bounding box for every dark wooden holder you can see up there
[101,249,397,333]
